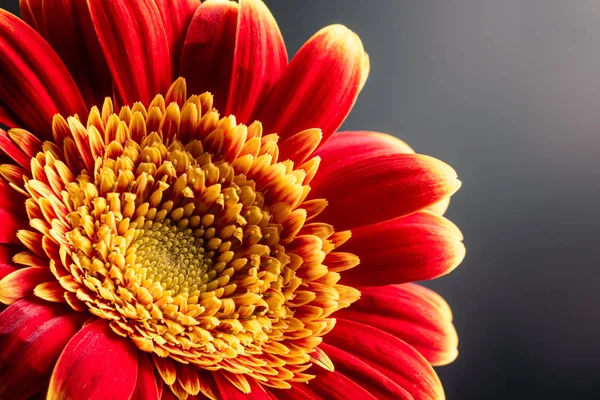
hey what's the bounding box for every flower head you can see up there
[0,1,464,399]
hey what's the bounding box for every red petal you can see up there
[0,299,84,400]
[0,10,86,137]
[48,319,138,400]
[154,0,200,72]
[311,153,461,230]
[315,130,413,170]
[337,283,458,366]
[282,384,320,400]
[324,318,445,400]
[87,0,172,106]
[341,211,464,285]
[131,353,160,400]
[0,208,28,245]
[212,372,271,400]
[0,129,31,169]
[179,0,239,112]
[316,130,451,216]
[258,25,365,142]
[19,0,46,34]
[225,0,287,124]
[319,343,412,399]
[21,0,113,107]
[302,370,377,400]
[0,264,16,280]
[0,267,54,305]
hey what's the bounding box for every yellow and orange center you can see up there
[15,78,361,394]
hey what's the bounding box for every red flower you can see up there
[0,1,464,399]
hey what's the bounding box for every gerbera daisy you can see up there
[0,0,465,399]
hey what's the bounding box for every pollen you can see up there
[13,78,362,397]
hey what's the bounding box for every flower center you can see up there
[15,78,361,393]
[128,220,209,293]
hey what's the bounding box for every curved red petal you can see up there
[302,370,377,400]
[131,353,161,400]
[258,25,365,142]
[22,0,113,107]
[0,10,86,137]
[315,130,451,215]
[0,267,54,305]
[340,211,464,285]
[311,153,461,230]
[179,0,239,112]
[337,283,459,366]
[154,0,200,73]
[318,343,412,399]
[315,130,414,170]
[0,299,84,400]
[48,319,138,400]
[225,0,287,124]
[325,318,445,400]
[87,0,172,106]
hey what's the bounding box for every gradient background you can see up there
[3,0,600,399]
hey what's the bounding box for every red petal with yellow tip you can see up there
[317,130,452,215]
[0,10,86,137]
[180,0,239,112]
[87,0,171,106]
[0,129,31,169]
[154,0,200,72]
[48,319,138,400]
[0,267,54,305]
[324,319,445,400]
[311,153,461,230]
[319,343,412,399]
[258,25,365,142]
[0,300,85,400]
[337,283,459,366]
[21,0,113,106]
[131,353,161,400]
[340,211,465,285]
[225,0,287,124]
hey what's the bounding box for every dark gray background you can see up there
[3,0,600,399]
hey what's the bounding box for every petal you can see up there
[0,267,54,305]
[87,0,172,106]
[315,130,414,170]
[319,344,412,399]
[258,25,365,142]
[315,130,451,215]
[153,0,200,72]
[340,211,465,285]
[48,319,139,400]
[310,153,461,230]
[0,299,85,400]
[225,0,288,124]
[337,283,458,366]
[0,208,28,245]
[324,318,445,400]
[212,372,271,399]
[21,0,113,106]
[0,129,31,169]
[179,0,239,112]
[0,10,86,136]
[0,264,16,280]
[131,353,161,400]
[300,370,377,400]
